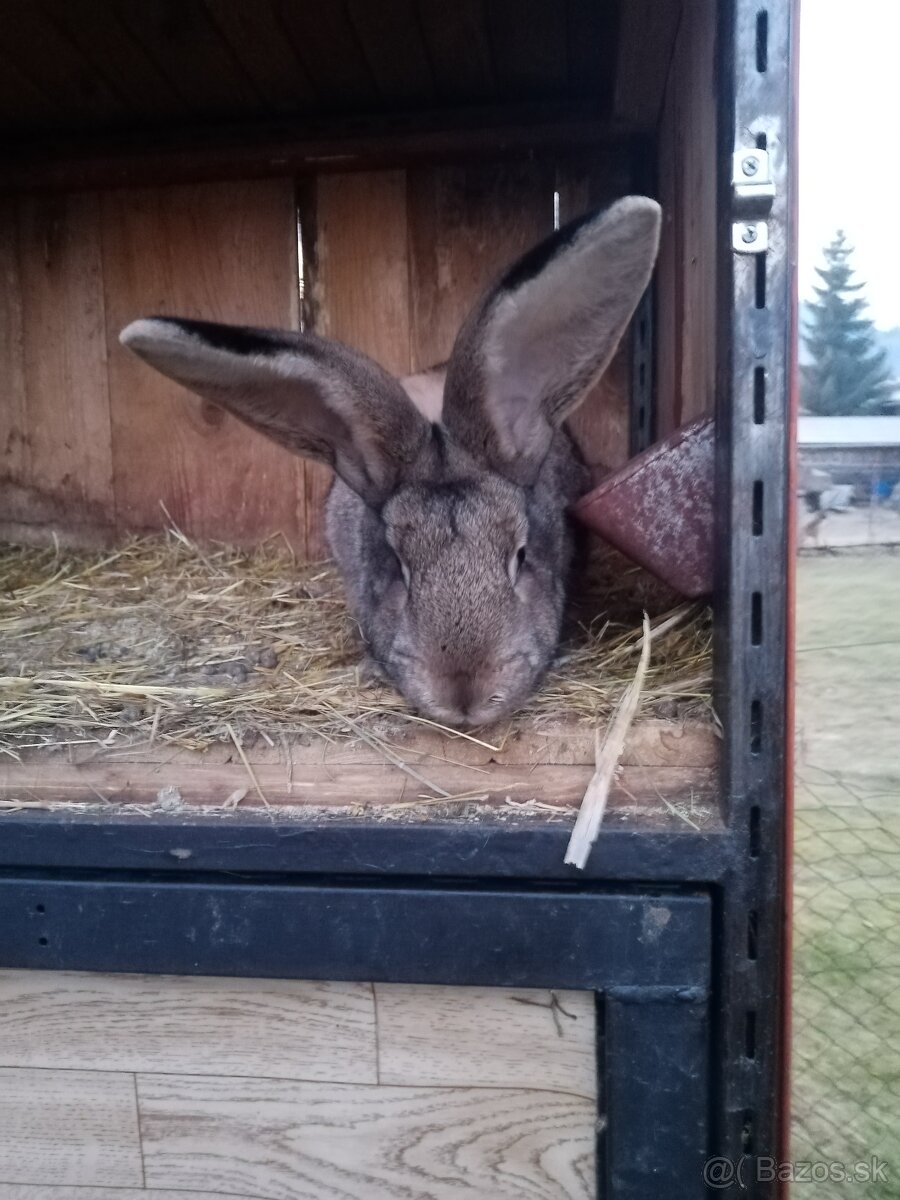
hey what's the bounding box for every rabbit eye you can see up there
[385,535,410,588]
[508,544,528,585]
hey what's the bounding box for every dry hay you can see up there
[0,533,713,759]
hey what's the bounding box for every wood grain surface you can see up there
[0,972,597,1195]
[0,196,28,518]
[10,716,718,769]
[0,969,600,1195]
[346,0,436,105]
[0,972,376,1082]
[416,0,495,103]
[302,169,411,556]
[2,152,638,550]
[0,5,128,128]
[113,0,263,118]
[138,1072,595,1199]
[656,0,718,435]
[375,984,596,1095]
[613,0,682,126]
[203,1,317,113]
[0,1068,142,1186]
[407,161,552,372]
[0,1190,233,1200]
[12,192,113,529]
[45,0,189,124]
[100,179,303,549]
[0,754,717,817]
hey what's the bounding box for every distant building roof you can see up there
[798,416,900,448]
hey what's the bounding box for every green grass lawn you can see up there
[792,552,900,1197]
[796,553,900,792]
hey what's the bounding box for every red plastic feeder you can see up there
[571,417,714,598]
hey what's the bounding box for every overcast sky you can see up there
[800,2,900,329]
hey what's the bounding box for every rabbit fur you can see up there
[120,196,661,728]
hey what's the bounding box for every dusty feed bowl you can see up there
[571,417,714,598]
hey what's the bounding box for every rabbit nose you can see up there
[450,672,489,726]
[452,674,474,716]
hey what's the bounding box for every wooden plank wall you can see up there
[0,1,615,139]
[0,969,596,1197]
[0,179,302,550]
[101,181,303,546]
[655,0,718,436]
[1,192,114,534]
[1,153,633,558]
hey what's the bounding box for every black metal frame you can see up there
[713,1,795,1192]
[0,2,795,1196]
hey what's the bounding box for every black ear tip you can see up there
[120,316,284,359]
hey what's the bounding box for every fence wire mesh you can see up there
[791,549,900,1198]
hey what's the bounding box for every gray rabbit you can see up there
[121,197,661,728]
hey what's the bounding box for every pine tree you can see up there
[801,231,895,415]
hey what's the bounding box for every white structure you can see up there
[798,416,900,447]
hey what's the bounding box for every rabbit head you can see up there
[120,197,661,727]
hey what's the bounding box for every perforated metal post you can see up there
[714,1,796,1193]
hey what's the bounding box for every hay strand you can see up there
[0,536,712,760]
[226,722,269,807]
[565,612,653,869]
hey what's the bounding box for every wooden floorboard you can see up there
[0,755,717,818]
[0,720,719,824]
[0,1067,142,1187]
[0,1190,238,1200]
[138,1072,595,1199]
[375,984,596,1096]
[0,972,377,1082]
[0,974,598,1195]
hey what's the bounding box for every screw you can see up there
[741,224,758,244]
[742,155,760,176]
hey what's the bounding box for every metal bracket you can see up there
[733,220,769,254]
[731,148,775,253]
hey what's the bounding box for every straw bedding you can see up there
[0,533,713,760]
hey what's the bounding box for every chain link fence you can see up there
[791,551,900,1198]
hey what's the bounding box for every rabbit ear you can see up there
[442,197,661,482]
[120,317,432,506]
